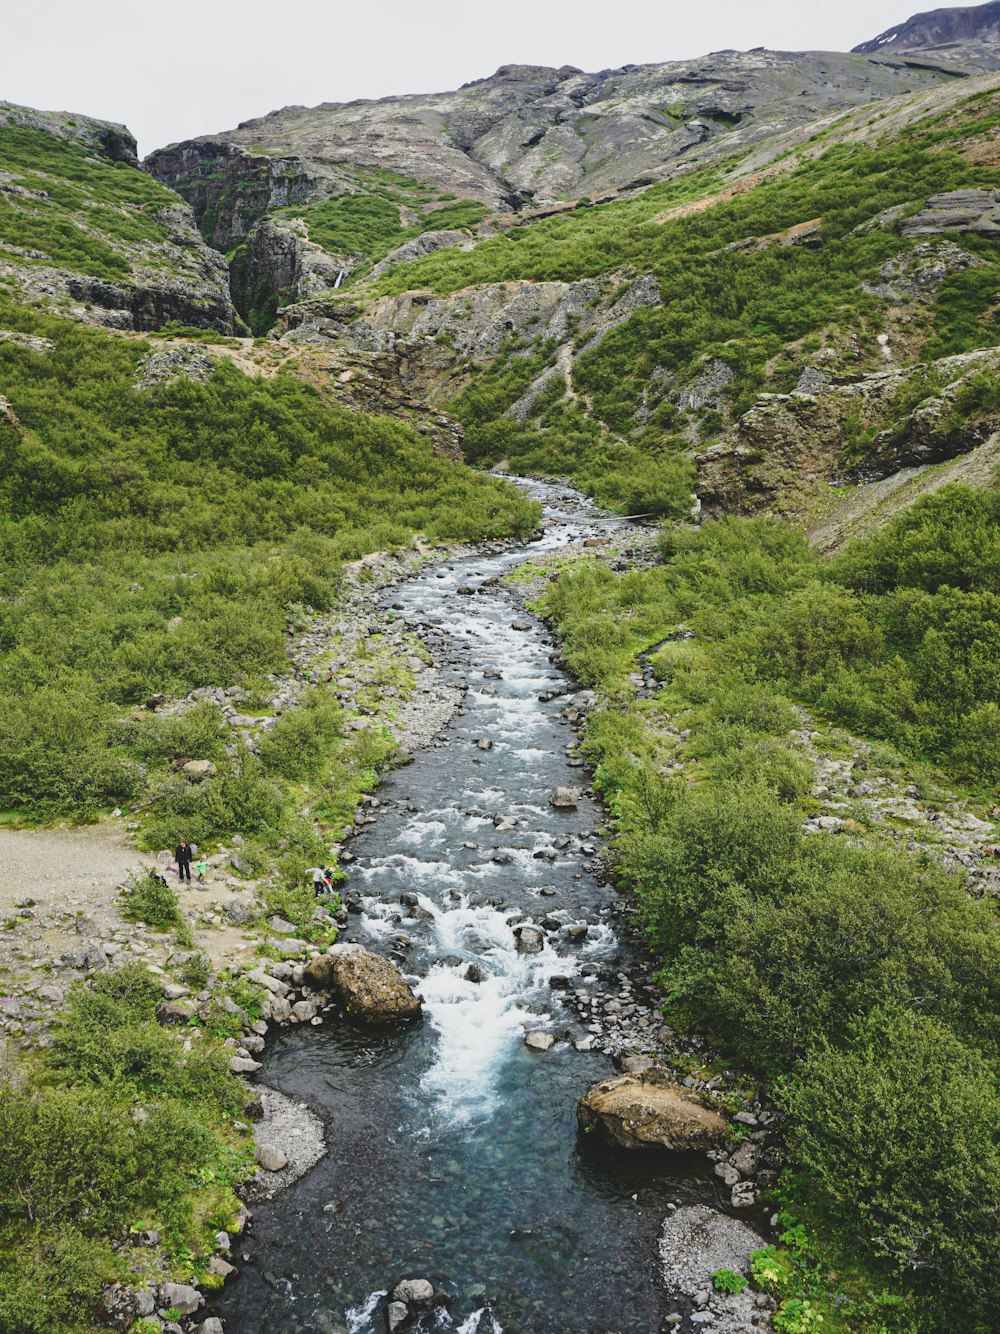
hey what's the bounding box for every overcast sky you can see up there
[3,1,926,155]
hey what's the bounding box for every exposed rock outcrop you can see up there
[146,53,950,237]
[855,2,1000,70]
[696,347,1000,516]
[577,1073,728,1151]
[230,217,346,330]
[897,188,1000,236]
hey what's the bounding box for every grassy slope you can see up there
[0,122,177,280]
[365,85,1000,514]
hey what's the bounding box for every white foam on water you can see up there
[413,899,578,1126]
[455,1309,503,1334]
[344,1289,387,1333]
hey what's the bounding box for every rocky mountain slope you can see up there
[855,0,1000,68]
[244,65,1000,540]
[145,52,956,325]
[0,100,235,331]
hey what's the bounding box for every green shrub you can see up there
[0,1227,118,1334]
[712,1269,748,1295]
[119,870,181,931]
[257,688,344,781]
[781,1008,1000,1326]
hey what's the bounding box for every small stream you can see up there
[208,483,726,1334]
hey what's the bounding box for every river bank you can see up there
[3,482,778,1334]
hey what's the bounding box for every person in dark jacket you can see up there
[176,839,193,883]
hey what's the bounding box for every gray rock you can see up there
[549,786,581,809]
[255,1144,288,1172]
[514,926,545,954]
[386,1301,410,1333]
[391,1278,436,1306]
[524,1030,556,1051]
[229,1056,262,1074]
[159,1282,203,1316]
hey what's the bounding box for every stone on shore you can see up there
[304,943,422,1023]
[660,1205,769,1333]
[159,1282,202,1315]
[255,1144,288,1172]
[578,1073,727,1151]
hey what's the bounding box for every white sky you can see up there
[2,1,925,155]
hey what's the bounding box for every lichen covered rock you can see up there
[578,1073,727,1151]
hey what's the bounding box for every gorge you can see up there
[0,6,998,1334]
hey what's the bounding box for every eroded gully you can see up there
[207,481,728,1334]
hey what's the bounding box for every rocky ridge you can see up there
[144,51,956,327]
[855,0,1000,69]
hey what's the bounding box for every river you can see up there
[207,481,726,1334]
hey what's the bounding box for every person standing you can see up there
[176,838,193,884]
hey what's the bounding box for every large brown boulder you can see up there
[304,944,422,1024]
[578,1073,727,1151]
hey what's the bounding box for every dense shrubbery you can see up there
[0,302,537,819]
[543,491,1000,1329]
[0,965,252,1332]
[453,345,697,516]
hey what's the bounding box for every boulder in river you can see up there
[578,1074,727,1151]
[524,1030,556,1051]
[550,786,581,809]
[304,943,422,1024]
[514,925,545,954]
[391,1278,435,1306]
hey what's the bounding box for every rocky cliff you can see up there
[0,101,236,332]
[855,0,1000,70]
[145,51,957,325]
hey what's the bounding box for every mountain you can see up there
[854,1,1000,68]
[0,100,235,331]
[145,51,955,328]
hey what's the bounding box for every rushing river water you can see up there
[208,483,727,1334]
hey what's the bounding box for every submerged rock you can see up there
[305,943,422,1023]
[577,1073,727,1151]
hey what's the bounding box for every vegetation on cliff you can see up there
[364,85,1000,518]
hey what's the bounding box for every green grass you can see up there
[0,124,177,279]
[280,193,487,270]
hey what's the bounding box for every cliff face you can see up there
[0,101,236,332]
